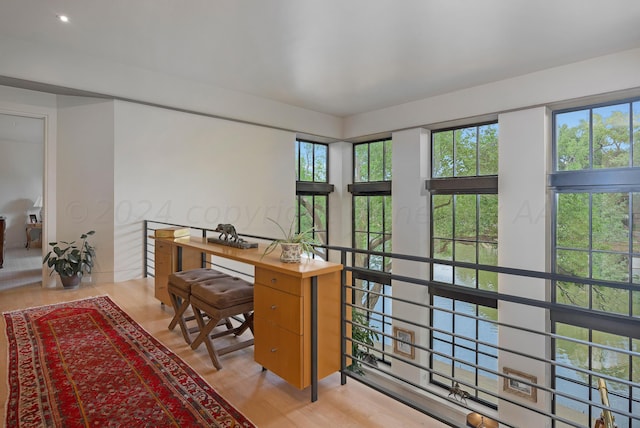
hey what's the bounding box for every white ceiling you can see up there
[1,0,640,117]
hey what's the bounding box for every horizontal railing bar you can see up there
[347,301,640,394]
[335,244,639,291]
[345,338,639,423]
[345,283,640,363]
[345,268,640,336]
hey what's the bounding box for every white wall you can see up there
[391,128,431,380]
[56,96,115,284]
[344,48,640,139]
[328,141,352,253]
[113,101,296,281]
[498,107,551,426]
[0,126,43,248]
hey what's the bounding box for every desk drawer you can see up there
[255,268,304,295]
[254,318,303,388]
[254,283,302,334]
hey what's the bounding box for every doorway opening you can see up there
[0,113,44,290]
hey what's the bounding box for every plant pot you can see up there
[60,273,81,289]
[280,243,301,263]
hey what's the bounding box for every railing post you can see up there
[341,249,347,385]
[143,220,148,278]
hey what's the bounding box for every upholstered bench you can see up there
[189,276,254,370]
[167,268,231,345]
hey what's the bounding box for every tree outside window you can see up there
[351,139,393,361]
[296,140,332,260]
[429,123,499,406]
[552,100,640,428]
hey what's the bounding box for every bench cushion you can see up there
[191,277,254,309]
[168,268,229,293]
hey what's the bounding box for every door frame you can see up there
[0,102,57,287]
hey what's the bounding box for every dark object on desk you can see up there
[207,237,258,249]
[211,223,257,248]
[214,223,239,242]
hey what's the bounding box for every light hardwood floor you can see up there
[0,279,448,427]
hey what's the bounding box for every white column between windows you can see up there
[497,107,552,427]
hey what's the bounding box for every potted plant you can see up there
[261,217,318,263]
[43,230,96,288]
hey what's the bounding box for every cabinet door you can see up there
[254,318,304,388]
[255,268,304,296]
[254,283,302,334]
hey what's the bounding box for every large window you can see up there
[295,139,333,260]
[551,100,640,428]
[349,138,393,361]
[428,123,499,406]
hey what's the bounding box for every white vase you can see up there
[280,243,301,263]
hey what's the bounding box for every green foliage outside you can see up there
[554,101,640,418]
[296,141,328,258]
[347,309,380,374]
[353,139,393,273]
[554,103,640,315]
[352,140,393,315]
[430,124,499,401]
[432,124,498,319]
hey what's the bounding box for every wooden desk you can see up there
[153,236,343,401]
[25,222,42,249]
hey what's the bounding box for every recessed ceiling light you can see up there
[57,15,69,23]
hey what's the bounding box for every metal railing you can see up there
[144,220,640,428]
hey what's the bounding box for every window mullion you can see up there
[476,127,480,176]
[588,193,593,310]
[589,110,594,169]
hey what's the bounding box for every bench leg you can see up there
[190,305,255,370]
[191,306,222,350]
[168,293,194,344]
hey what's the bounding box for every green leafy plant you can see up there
[261,217,318,260]
[43,230,96,278]
[348,309,380,374]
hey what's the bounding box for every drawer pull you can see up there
[271,348,278,353]
[270,305,277,310]
[271,278,277,283]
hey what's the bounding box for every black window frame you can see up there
[295,139,333,259]
[349,138,393,364]
[550,98,640,428]
[427,121,499,408]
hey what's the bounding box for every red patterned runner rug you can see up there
[4,296,255,428]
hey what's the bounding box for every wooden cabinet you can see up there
[150,235,343,398]
[154,239,202,305]
[154,240,174,305]
[253,267,341,389]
